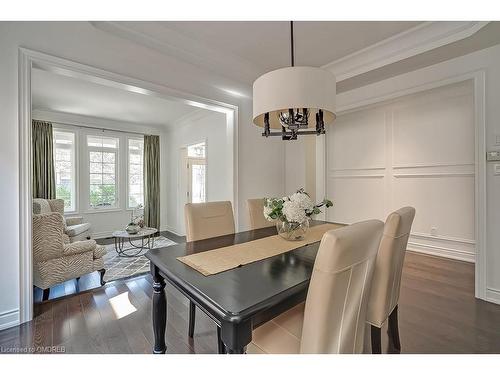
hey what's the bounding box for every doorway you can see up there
[18,48,239,323]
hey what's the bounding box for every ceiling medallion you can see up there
[252,21,337,140]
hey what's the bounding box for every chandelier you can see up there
[252,21,337,140]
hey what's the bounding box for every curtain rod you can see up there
[34,118,156,137]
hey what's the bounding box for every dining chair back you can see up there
[367,206,416,353]
[247,198,273,230]
[184,200,236,345]
[300,219,384,353]
[184,201,235,242]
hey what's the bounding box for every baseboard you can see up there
[163,225,184,237]
[0,309,20,331]
[406,232,475,263]
[407,241,475,263]
[485,287,500,305]
[91,230,114,239]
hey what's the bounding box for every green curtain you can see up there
[32,120,56,199]
[144,135,160,230]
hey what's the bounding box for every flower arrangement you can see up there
[264,188,333,223]
[264,188,333,241]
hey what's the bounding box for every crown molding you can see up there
[169,108,214,128]
[90,21,261,85]
[32,108,165,135]
[323,21,489,82]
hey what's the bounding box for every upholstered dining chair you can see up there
[247,198,273,230]
[367,206,416,354]
[184,201,235,348]
[247,219,384,354]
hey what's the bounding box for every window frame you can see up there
[186,140,208,204]
[126,136,145,210]
[84,133,120,212]
[52,128,78,214]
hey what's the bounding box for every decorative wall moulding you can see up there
[323,21,489,82]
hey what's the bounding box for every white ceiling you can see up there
[165,21,421,69]
[32,68,199,128]
[92,21,422,84]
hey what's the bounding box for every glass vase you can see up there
[276,218,309,241]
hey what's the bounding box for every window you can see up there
[187,142,206,158]
[53,130,76,212]
[128,138,144,208]
[187,142,206,203]
[87,135,119,209]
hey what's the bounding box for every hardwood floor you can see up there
[3,252,500,354]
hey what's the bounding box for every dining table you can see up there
[145,220,343,354]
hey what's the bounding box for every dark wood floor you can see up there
[4,252,500,354]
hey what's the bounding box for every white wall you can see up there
[0,22,285,330]
[327,80,475,262]
[328,43,500,304]
[32,110,167,239]
[165,110,232,234]
[283,43,500,304]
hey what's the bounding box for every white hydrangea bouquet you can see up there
[264,188,333,241]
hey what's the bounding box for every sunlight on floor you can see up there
[109,292,137,319]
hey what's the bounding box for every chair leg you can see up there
[217,326,226,354]
[371,325,382,354]
[98,269,106,286]
[42,288,50,301]
[388,305,401,353]
[188,301,196,338]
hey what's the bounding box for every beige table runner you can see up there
[177,223,344,276]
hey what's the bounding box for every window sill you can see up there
[84,208,122,214]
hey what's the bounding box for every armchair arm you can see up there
[65,216,84,226]
[63,239,97,256]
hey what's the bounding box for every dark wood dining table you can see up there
[145,220,339,354]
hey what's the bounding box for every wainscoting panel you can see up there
[329,106,386,171]
[327,80,475,262]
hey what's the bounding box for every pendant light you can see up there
[252,21,337,140]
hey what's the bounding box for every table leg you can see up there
[151,264,167,354]
[220,319,252,354]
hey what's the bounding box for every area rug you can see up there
[103,236,177,282]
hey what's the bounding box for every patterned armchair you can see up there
[33,198,91,242]
[32,199,107,300]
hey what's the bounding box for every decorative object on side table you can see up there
[126,204,145,234]
[264,188,333,241]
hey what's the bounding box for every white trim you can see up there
[91,230,115,239]
[411,232,475,246]
[163,225,184,237]
[0,309,20,331]
[322,70,487,301]
[18,47,239,325]
[18,49,33,326]
[393,173,474,178]
[407,244,475,263]
[485,288,500,305]
[322,22,489,81]
[408,232,476,263]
